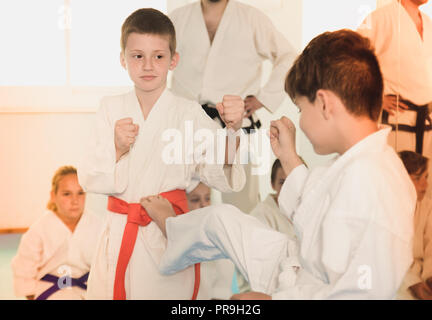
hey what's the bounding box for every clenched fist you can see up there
[216,95,245,131]
[115,117,139,161]
[269,116,303,175]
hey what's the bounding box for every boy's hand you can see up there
[115,118,139,161]
[244,95,264,118]
[270,117,303,175]
[216,95,245,131]
[140,195,176,237]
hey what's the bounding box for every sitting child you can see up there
[11,166,101,300]
[237,159,298,293]
[397,151,432,300]
[250,159,296,238]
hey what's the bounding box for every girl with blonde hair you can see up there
[11,166,101,300]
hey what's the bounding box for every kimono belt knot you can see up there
[107,190,200,300]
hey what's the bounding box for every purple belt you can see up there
[35,272,89,300]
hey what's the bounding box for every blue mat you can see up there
[0,234,22,300]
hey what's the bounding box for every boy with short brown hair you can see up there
[144,29,417,299]
[78,8,246,300]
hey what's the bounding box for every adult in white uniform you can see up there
[397,151,432,300]
[358,0,432,157]
[143,30,417,300]
[78,9,245,300]
[11,166,101,300]
[169,0,298,213]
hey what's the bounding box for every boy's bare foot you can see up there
[140,195,176,237]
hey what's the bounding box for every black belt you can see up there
[201,104,261,134]
[381,96,432,154]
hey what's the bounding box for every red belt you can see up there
[108,190,200,300]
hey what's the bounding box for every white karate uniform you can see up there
[397,197,432,299]
[11,210,102,300]
[169,0,298,213]
[250,194,296,240]
[358,0,432,106]
[78,88,245,299]
[357,0,432,156]
[236,194,297,293]
[200,259,235,300]
[170,0,298,112]
[158,127,417,299]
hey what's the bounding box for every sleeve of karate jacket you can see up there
[11,228,43,297]
[77,97,129,195]
[251,9,298,113]
[278,165,308,223]
[190,102,246,193]
[357,9,390,58]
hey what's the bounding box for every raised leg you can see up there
[159,203,289,294]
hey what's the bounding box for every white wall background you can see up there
[2,0,431,229]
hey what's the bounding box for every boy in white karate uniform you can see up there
[11,166,101,300]
[142,30,417,299]
[78,8,245,300]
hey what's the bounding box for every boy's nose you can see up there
[142,58,153,70]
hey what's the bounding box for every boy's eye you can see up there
[156,55,163,59]
[133,55,142,59]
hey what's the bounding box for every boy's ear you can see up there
[120,51,126,70]
[169,52,180,70]
[316,89,332,120]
